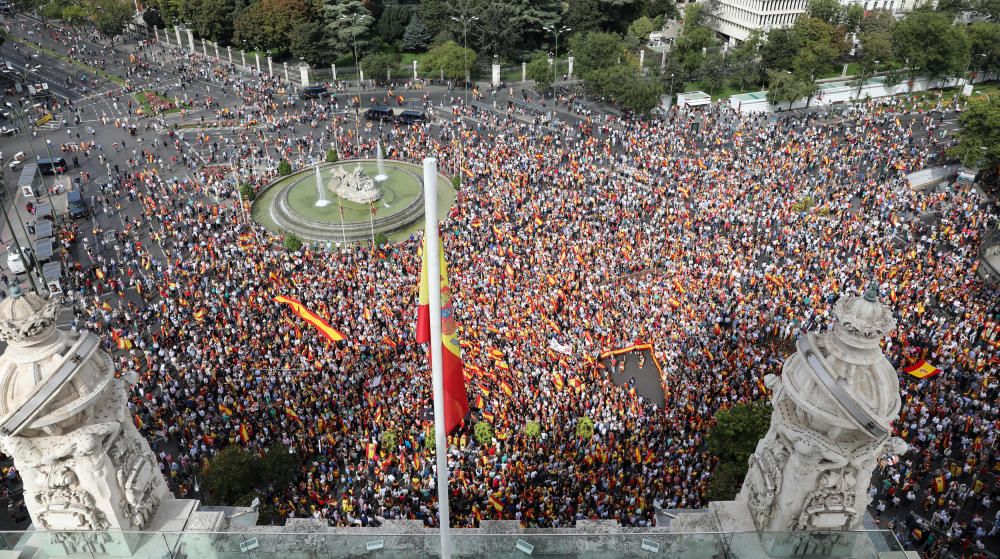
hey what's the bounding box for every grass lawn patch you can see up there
[134,90,183,115]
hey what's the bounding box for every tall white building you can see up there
[710,0,918,44]
[713,0,809,43]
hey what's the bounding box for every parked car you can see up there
[7,151,25,171]
[67,187,88,218]
[396,110,427,124]
[6,246,33,275]
[36,157,67,176]
[364,106,394,122]
[299,85,330,100]
[0,126,17,137]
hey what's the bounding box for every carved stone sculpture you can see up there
[0,286,171,535]
[326,165,382,204]
[738,284,907,531]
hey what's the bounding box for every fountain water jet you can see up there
[315,164,331,207]
[375,141,388,183]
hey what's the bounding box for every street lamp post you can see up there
[450,15,478,107]
[543,25,570,94]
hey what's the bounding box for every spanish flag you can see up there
[903,360,941,380]
[239,424,250,443]
[933,476,945,493]
[218,403,233,416]
[416,238,469,434]
[552,372,565,390]
[488,494,503,512]
[366,443,377,460]
[274,296,346,342]
[500,381,513,397]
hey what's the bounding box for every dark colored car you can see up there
[364,106,394,122]
[36,157,67,176]
[67,187,88,218]
[396,110,427,124]
[299,85,329,100]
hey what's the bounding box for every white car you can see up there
[7,247,33,275]
[7,151,25,171]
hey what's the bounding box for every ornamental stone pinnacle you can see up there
[0,290,171,548]
[738,285,907,532]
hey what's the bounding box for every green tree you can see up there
[508,0,563,51]
[324,0,374,57]
[191,0,238,45]
[563,0,605,33]
[93,0,132,41]
[893,11,971,80]
[474,421,494,445]
[278,159,292,175]
[376,4,412,44]
[705,402,772,501]
[258,443,300,494]
[290,20,333,66]
[473,0,521,57]
[967,22,1000,77]
[143,8,165,28]
[568,31,625,77]
[730,29,763,90]
[239,183,255,201]
[524,420,541,439]
[759,27,798,78]
[856,30,893,97]
[234,0,309,51]
[526,51,554,91]
[283,233,303,251]
[805,0,843,26]
[974,0,1000,20]
[361,52,398,81]
[859,9,896,36]
[948,96,1000,171]
[201,446,256,506]
[700,50,727,95]
[843,3,864,34]
[626,15,661,49]
[326,148,338,163]
[767,70,808,109]
[417,0,453,37]
[616,74,663,114]
[420,40,475,79]
[648,0,679,19]
[401,15,433,52]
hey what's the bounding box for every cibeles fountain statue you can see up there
[738,284,907,532]
[0,287,170,534]
[327,164,383,205]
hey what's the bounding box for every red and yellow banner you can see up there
[416,239,469,434]
[274,296,346,342]
[903,360,941,380]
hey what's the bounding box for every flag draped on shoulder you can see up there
[274,296,346,342]
[416,238,469,434]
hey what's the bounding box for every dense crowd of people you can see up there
[2,25,997,557]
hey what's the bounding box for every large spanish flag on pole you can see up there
[420,158,460,558]
[274,296,346,342]
[416,238,469,434]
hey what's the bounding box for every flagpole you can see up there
[423,157,452,559]
[338,196,347,245]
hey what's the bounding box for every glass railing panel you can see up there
[0,528,904,558]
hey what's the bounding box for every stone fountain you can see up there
[327,165,382,204]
